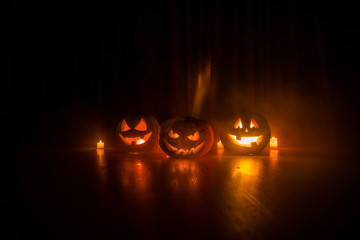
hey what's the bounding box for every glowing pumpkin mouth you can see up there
[163,139,205,157]
[227,134,263,147]
[119,132,152,145]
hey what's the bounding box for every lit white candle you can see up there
[97,140,104,149]
[270,137,278,148]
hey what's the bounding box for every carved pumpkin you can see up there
[116,114,160,153]
[220,112,271,155]
[159,117,214,158]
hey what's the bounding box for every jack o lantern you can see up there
[220,112,271,155]
[116,114,160,153]
[159,117,214,158]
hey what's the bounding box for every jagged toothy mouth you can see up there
[227,134,263,147]
[164,139,205,157]
[120,132,152,145]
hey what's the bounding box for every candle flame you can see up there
[136,138,145,144]
[99,140,102,143]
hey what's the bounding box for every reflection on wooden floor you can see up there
[12,147,357,239]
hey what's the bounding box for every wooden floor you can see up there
[5,147,360,239]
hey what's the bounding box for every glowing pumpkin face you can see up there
[220,112,271,155]
[159,117,214,158]
[116,114,159,153]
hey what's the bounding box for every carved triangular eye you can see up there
[121,120,131,132]
[187,131,200,141]
[250,118,259,128]
[234,118,243,129]
[168,129,179,139]
[134,118,147,131]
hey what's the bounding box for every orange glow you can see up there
[217,140,224,154]
[121,120,131,132]
[163,139,205,157]
[231,158,262,181]
[239,136,258,145]
[269,149,279,170]
[187,131,200,141]
[227,158,263,233]
[96,149,105,165]
[236,160,259,176]
[228,135,263,147]
[192,61,211,117]
[168,129,180,139]
[250,118,259,128]
[134,118,147,131]
[234,118,243,129]
[97,140,104,149]
[118,160,150,194]
[119,132,152,145]
[96,149,108,187]
[270,137,278,148]
[169,160,200,192]
[136,138,145,144]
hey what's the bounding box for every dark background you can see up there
[3,1,360,239]
[4,0,360,150]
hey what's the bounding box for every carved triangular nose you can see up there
[245,128,249,133]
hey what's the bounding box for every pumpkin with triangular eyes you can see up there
[159,117,214,158]
[116,114,160,153]
[219,112,271,155]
